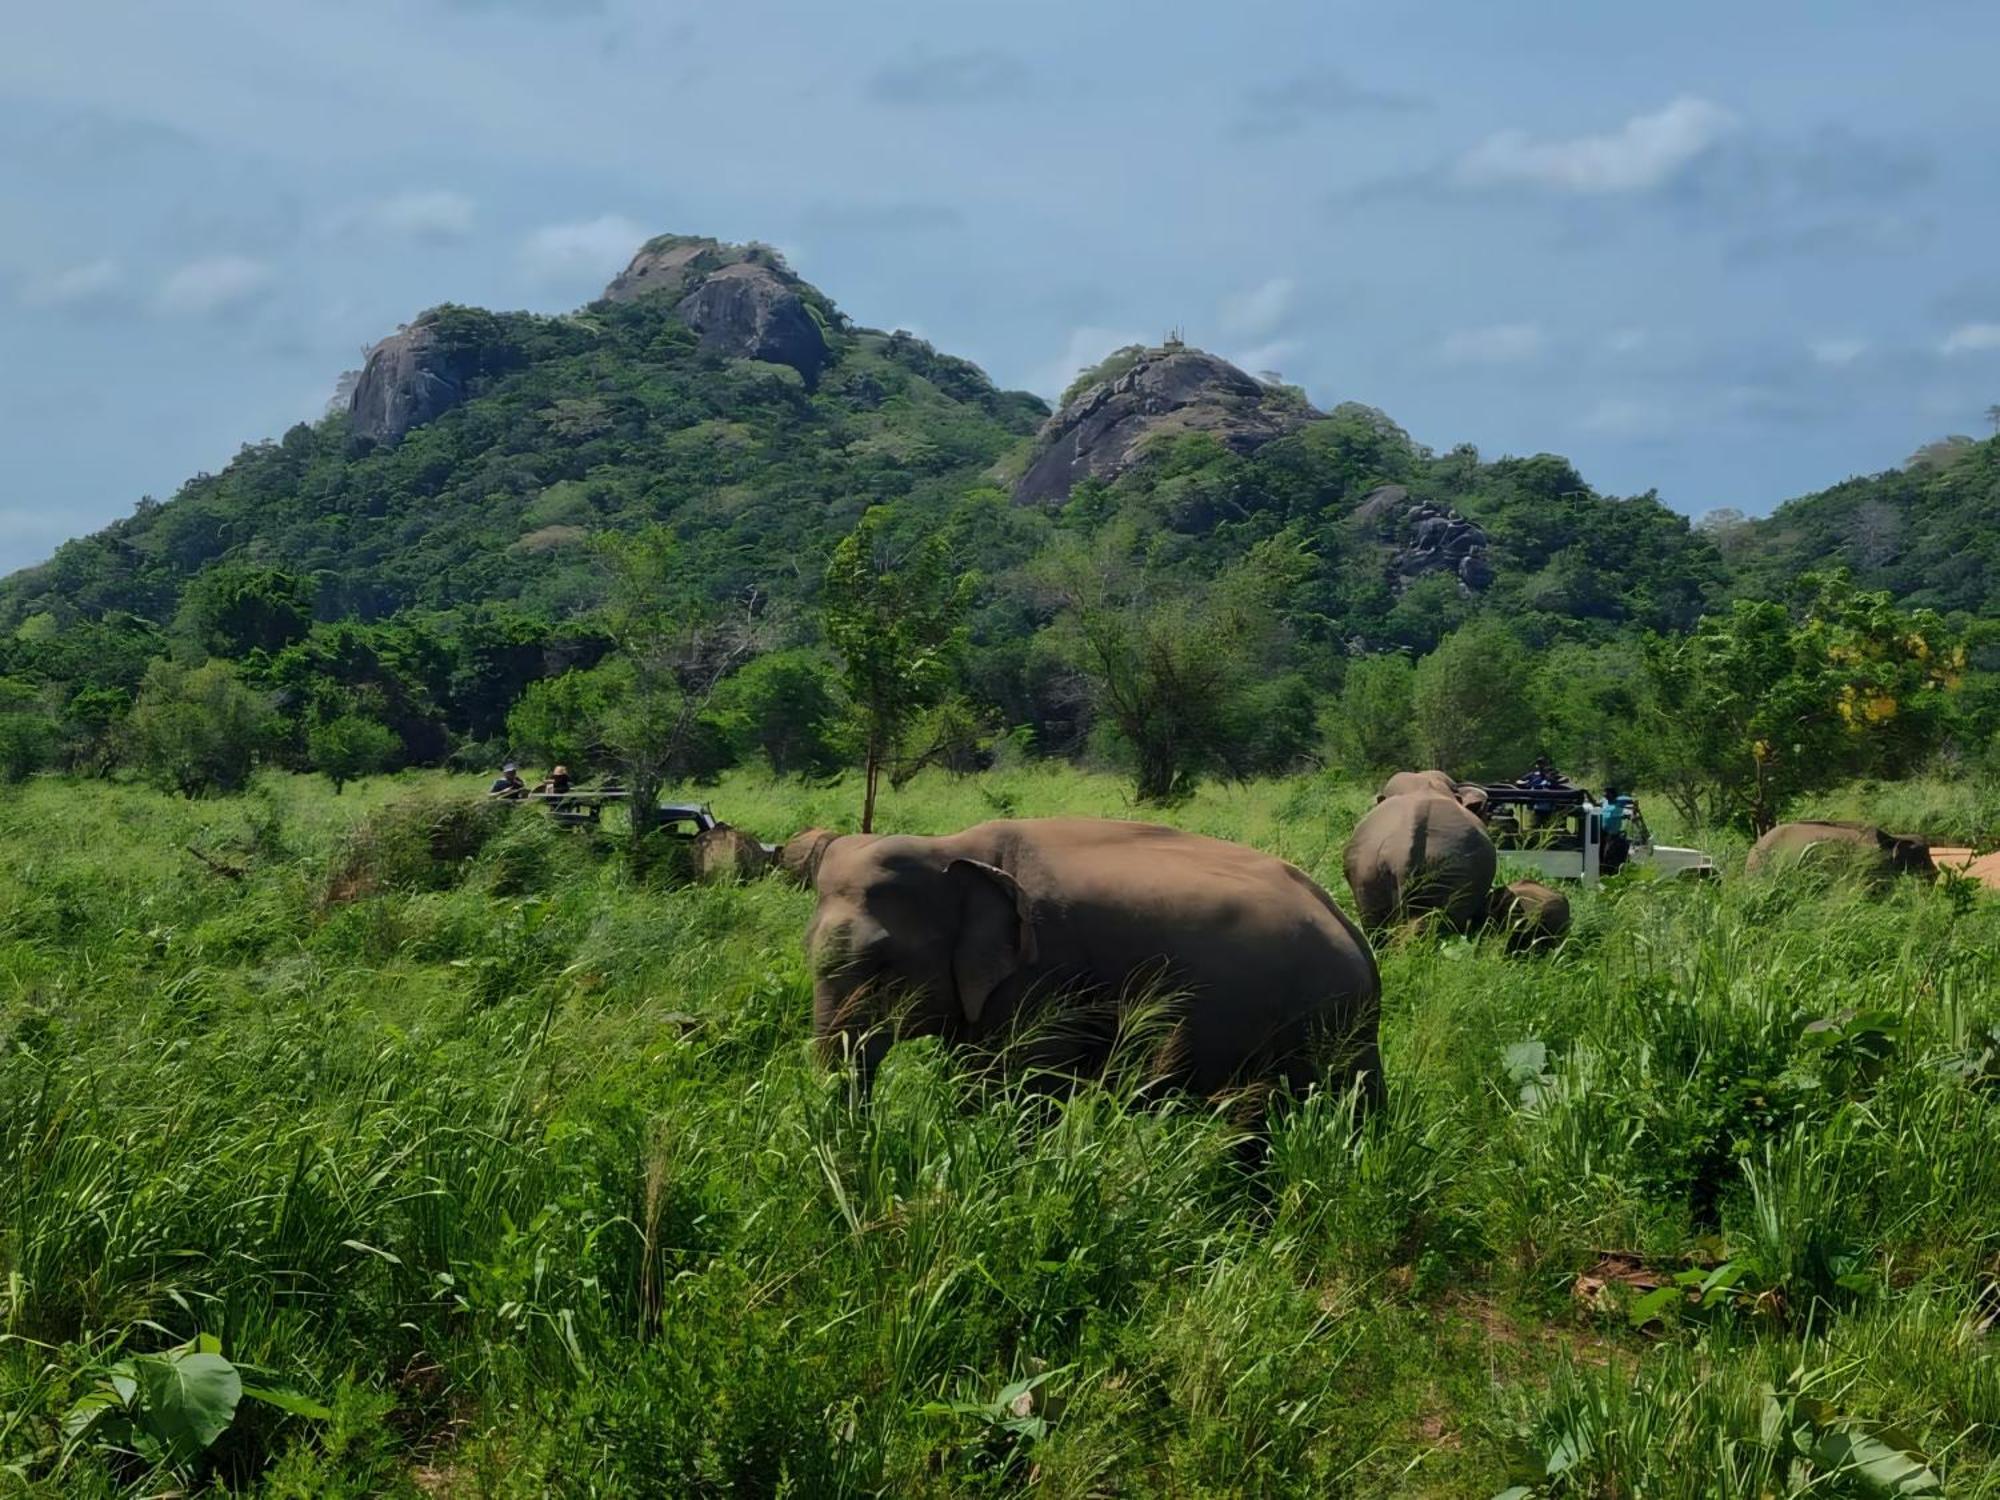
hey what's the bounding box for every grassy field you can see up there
[1,767,1996,1497]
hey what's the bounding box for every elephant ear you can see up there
[947,859,1036,1027]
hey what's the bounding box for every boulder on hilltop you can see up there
[348,322,478,445]
[604,235,828,386]
[1013,345,1315,507]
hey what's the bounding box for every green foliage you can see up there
[305,711,399,794]
[1044,529,1309,802]
[1336,653,1416,773]
[1640,577,1964,832]
[715,647,846,777]
[123,658,271,797]
[505,664,616,770]
[822,509,970,829]
[62,1333,328,1479]
[1410,617,1543,779]
[173,564,315,659]
[0,768,1997,1496]
[0,678,57,783]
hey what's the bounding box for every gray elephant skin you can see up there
[806,818,1382,1103]
[1745,821,1935,881]
[1488,879,1570,952]
[1377,769,1459,803]
[1377,769,1489,820]
[1343,792,1498,933]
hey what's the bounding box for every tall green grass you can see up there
[0,769,1995,1495]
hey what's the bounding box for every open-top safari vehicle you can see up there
[1477,784,1716,886]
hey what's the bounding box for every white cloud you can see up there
[20,257,124,311]
[1226,338,1303,381]
[1580,396,1670,438]
[519,213,646,283]
[1218,276,1294,339]
[1809,337,1868,367]
[1025,325,1145,403]
[1941,322,2000,355]
[1456,97,1737,194]
[156,255,273,318]
[1605,327,1649,355]
[1438,322,1544,366]
[364,189,476,241]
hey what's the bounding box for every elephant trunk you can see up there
[814,979,891,1095]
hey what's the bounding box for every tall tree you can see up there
[1638,575,1962,832]
[593,529,762,857]
[1409,618,1541,781]
[124,659,272,797]
[822,510,970,833]
[1045,529,1304,803]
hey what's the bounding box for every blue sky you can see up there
[5,0,2000,574]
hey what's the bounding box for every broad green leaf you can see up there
[1628,1285,1681,1326]
[1811,1427,1943,1497]
[240,1382,333,1420]
[129,1350,241,1464]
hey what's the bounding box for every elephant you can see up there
[1377,769,1490,821]
[805,817,1382,1105]
[1342,792,1498,933]
[779,827,843,887]
[1377,769,1458,803]
[1745,821,1936,882]
[1487,879,1570,953]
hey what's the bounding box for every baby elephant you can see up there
[1488,879,1571,953]
[1746,821,1935,883]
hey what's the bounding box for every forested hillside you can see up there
[0,232,1994,807]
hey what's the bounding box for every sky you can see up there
[5,0,2000,575]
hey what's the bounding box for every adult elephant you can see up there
[1377,769,1490,821]
[806,818,1382,1104]
[1745,821,1936,881]
[1343,792,1497,933]
[779,827,867,888]
[1377,769,1458,803]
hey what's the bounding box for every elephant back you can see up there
[1343,792,1497,932]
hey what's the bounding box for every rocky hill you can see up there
[1014,343,1315,506]
[8,227,1986,671]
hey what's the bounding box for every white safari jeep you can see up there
[1476,785,1715,887]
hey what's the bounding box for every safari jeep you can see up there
[1476,785,1715,886]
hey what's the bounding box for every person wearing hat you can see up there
[533,765,572,797]
[489,763,528,800]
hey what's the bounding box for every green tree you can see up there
[1335,655,1415,773]
[124,659,271,797]
[505,666,617,773]
[307,712,400,794]
[1046,531,1302,803]
[1637,577,1962,832]
[174,564,315,659]
[718,649,846,777]
[1409,619,1542,781]
[822,510,971,832]
[595,529,760,855]
[0,679,56,784]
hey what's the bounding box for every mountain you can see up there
[7,227,1990,777]
[0,232,1734,647]
[0,240,1045,628]
[1730,436,2000,618]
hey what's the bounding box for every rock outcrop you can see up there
[604,235,828,386]
[348,323,476,445]
[1013,345,1315,507]
[1353,484,1493,592]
